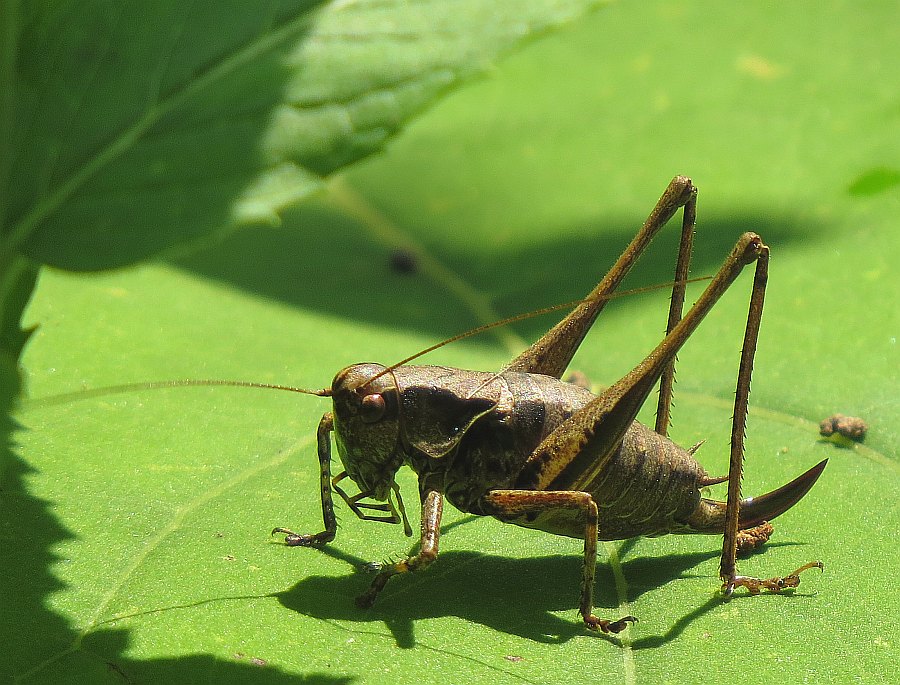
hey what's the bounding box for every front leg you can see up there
[356,489,444,608]
[480,490,636,634]
[272,412,338,546]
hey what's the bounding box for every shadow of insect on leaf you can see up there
[629,580,823,651]
[275,546,751,648]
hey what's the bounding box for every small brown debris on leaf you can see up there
[736,521,773,557]
[565,370,592,390]
[819,414,867,442]
[504,655,524,663]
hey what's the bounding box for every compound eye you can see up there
[359,393,386,423]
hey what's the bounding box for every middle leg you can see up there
[356,489,444,608]
[480,489,636,633]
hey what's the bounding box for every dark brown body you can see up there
[396,366,705,540]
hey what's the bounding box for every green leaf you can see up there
[6,0,607,270]
[0,254,39,479]
[848,167,900,197]
[8,1,900,684]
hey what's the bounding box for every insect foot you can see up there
[585,614,638,634]
[722,561,824,596]
[271,527,334,546]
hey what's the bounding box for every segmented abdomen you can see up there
[579,421,704,539]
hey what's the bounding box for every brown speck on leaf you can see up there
[565,370,592,390]
[504,655,524,663]
[736,521,774,557]
[223,554,236,561]
[819,414,867,442]
[250,658,267,667]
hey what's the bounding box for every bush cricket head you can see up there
[330,363,404,502]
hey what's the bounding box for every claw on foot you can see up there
[723,561,824,596]
[271,527,331,546]
[585,614,637,634]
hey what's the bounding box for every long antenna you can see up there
[26,379,331,409]
[26,275,711,407]
[366,275,712,386]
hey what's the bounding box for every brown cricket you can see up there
[268,176,827,633]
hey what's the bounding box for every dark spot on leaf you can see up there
[389,248,419,274]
